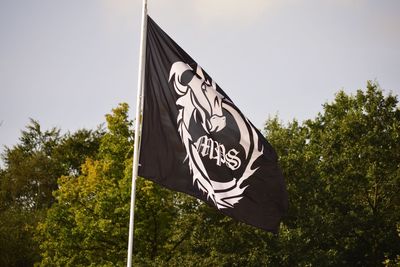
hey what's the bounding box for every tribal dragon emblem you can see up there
[169,61,263,209]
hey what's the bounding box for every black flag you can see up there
[138,16,288,233]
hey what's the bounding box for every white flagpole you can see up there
[127,0,147,266]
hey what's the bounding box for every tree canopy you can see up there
[0,120,104,266]
[264,82,400,266]
[0,82,399,266]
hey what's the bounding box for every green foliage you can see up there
[2,82,399,266]
[1,119,62,210]
[36,104,133,266]
[264,82,400,266]
[0,206,44,266]
[132,178,179,264]
[53,127,104,177]
[0,120,103,266]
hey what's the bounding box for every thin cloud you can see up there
[191,0,286,24]
[101,0,135,17]
[99,0,138,32]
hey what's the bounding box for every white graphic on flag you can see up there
[169,61,263,209]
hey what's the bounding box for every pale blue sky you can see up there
[1,0,399,153]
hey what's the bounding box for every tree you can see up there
[264,82,400,266]
[36,83,399,266]
[1,120,63,210]
[36,104,208,266]
[36,104,133,266]
[0,120,103,267]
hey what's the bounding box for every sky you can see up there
[1,0,399,155]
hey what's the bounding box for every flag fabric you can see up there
[138,16,288,233]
